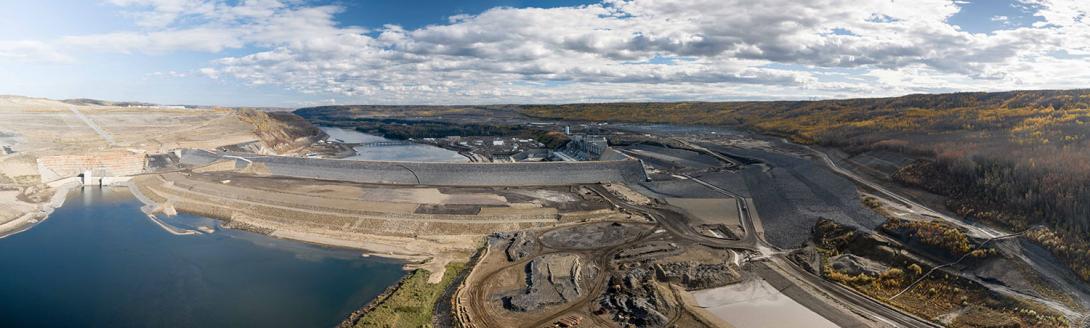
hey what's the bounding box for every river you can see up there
[0,187,404,328]
[320,126,468,162]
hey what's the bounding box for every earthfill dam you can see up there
[131,148,651,269]
[177,148,649,186]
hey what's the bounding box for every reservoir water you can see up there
[0,187,405,328]
[320,126,468,162]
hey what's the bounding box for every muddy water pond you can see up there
[0,187,404,327]
[692,277,838,328]
[320,126,468,162]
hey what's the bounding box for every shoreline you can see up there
[0,179,80,239]
[341,244,485,328]
[145,213,200,235]
[2,176,458,267]
[125,181,200,236]
[125,181,431,327]
[145,196,481,327]
[124,179,467,266]
[339,269,416,328]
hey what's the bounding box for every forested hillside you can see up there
[521,89,1090,281]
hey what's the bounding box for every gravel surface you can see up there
[540,222,645,250]
[625,144,720,170]
[712,145,884,248]
[689,171,751,197]
[638,179,724,198]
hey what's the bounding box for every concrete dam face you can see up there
[179,149,648,186]
[36,151,147,182]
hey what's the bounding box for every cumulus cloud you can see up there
[11,0,1090,103]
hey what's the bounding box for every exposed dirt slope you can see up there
[236,109,325,154]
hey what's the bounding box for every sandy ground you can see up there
[603,182,652,205]
[266,226,479,283]
[0,154,40,180]
[0,179,79,238]
[0,96,258,156]
[131,171,624,283]
[0,191,34,221]
[0,96,272,237]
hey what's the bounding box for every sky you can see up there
[0,0,1088,107]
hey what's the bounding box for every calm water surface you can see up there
[0,188,404,328]
[320,126,468,162]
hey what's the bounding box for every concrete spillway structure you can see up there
[36,151,146,183]
[179,149,648,186]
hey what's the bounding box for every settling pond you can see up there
[692,277,838,328]
[320,126,468,162]
[0,187,404,328]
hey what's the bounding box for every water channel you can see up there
[320,126,468,162]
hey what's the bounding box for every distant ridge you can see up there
[61,98,161,107]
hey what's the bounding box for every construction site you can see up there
[0,96,320,238]
[3,96,1088,328]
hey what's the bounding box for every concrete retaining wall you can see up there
[36,151,146,182]
[598,147,632,161]
[180,149,648,186]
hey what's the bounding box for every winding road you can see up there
[795,141,1090,324]
[592,181,938,328]
[798,143,1003,239]
[463,135,1034,328]
[615,142,940,327]
[69,106,117,146]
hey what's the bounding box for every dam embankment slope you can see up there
[178,149,648,187]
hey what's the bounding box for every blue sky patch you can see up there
[947,0,1044,33]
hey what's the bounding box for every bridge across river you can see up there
[346,140,417,147]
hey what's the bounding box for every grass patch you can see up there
[356,262,466,328]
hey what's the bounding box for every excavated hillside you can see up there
[518,89,1090,285]
[0,96,326,237]
[236,109,326,154]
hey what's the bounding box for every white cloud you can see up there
[63,28,244,53]
[198,67,219,79]
[149,70,189,78]
[0,41,72,63]
[5,0,1090,103]
[202,0,1078,103]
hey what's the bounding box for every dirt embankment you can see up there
[236,109,326,155]
[130,173,493,262]
[0,97,329,239]
[800,218,1069,327]
[127,170,625,269]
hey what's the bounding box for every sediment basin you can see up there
[691,277,838,328]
